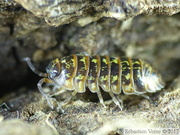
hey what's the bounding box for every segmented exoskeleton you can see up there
[24,54,165,110]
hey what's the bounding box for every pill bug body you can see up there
[24,54,165,110]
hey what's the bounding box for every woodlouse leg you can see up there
[46,83,60,92]
[50,88,66,96]
[60,90,77,106]
[140,94,156,105]
[51,98,65,113]
[108,91,123,110]
[50,88,67,113]
[96,90,106,108]
[115,95,124,110]
[37,78,61,110]
[140,94,151,100]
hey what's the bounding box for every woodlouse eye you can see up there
[49,69,59,79]
[46,61,61,79]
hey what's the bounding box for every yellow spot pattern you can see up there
[111,59,118,64]
[125,73,130,80]
[111,75,118,83]
[102,58,107,64]
[92,59,97,63]
[76,74,84,80]
[100,76,107,81]
[52,59,60,67]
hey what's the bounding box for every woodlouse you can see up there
[24,54,165,110]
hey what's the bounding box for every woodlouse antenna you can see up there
[23,57,48,77]
[23,57,61,110]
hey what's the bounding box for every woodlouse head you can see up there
[46,59,61,80]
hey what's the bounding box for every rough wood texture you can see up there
[14,0,180,26]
